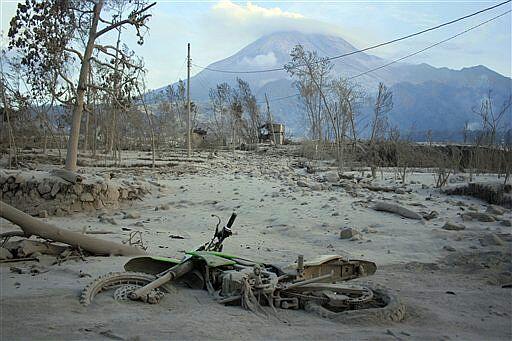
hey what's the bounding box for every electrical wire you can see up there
[258,9,510,103]
[191,0,511,74]
[347,10,511,80]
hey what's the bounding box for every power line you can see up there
[347,10,511,80]
[260,10,510,103]
[192,0,511,74]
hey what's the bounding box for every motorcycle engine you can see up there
[219,267,278,297]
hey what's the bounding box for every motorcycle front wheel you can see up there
[80,271,169,306]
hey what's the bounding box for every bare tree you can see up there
[285,45,332,142]
[209,83,232,145]
[368,82,393,177]
[462,120,470,144]
[135,79,156,167]
[472,90,511,146]
[326,78,363,168]
[8,0,156,171]
[236,78,261,144]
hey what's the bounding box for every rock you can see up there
[159,203,171,210]
[442,221,466,231]
[395,188,406,194]
[462,212,495,222]
[423,211,439,220]
[0,247,13,260]
[297,180,309,188]
[340,227,359,239]
[373,201,422,220]
[14,174,26,184]
[72,183,83,195]
[48,183,60,197]
[443,245,456,252]
[486,205,505,215]
[100,216,118,225]
[449,175,467,183]
[350,234,363,241]
[309,183,322,191]
[124,211,141,219]
[105,182,120,202]
[80,192,94,202]
[324,172,339,183]
[479,234,505,247]
[37,182,51,195]
[93,198,104,210]
[500,220,511,227]
[362,227,377,234]
[38,210,49,218]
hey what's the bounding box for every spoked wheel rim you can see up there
[80,272,168,306]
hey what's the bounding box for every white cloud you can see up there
[208,1,342,38]
[213,1,304,20]
[241,52,277,67]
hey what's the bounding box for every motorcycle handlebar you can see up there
[226,212,237,229]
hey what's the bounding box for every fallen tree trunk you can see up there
[373,201,422,220]
[0,201,145,256]
[362,185,396,192]
[51,169,83,184]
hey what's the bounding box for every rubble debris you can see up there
[323,172,339,183]
[0,171,151,216]
[339,227,359,239]
[123,211,141,219]
[0,257,38,264]
[486,205,506,215]
[479,234,506,247]
[16,240,67,258]
[462,212,496,222]
[442,222,466,231]
[362,185,398,193]
[422,211,439,220]
[297,180,309,187]
[373,201,422,220]
[99,216,118,225]
[50,169,83,184]
[500,220,511,227]
[444,182,511,208]
[0,247,13,260]
[0,201,146,256]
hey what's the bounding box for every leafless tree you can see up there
[325,78,363,168]
[236,78,261,144]
[285,45,332,142]
[368,82,393,177]
[8,0,156,171]
[472,90,511,146]
[209,83,232,145]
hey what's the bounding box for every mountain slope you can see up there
[158,31,511,140]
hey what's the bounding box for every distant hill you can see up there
[152,31,512,141]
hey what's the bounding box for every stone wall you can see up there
[0,171,151,216]
[445,182,512,208]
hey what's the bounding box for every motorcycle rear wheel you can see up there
[301,283,406,322]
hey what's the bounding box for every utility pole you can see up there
[186,43,191,157]
[265,93,277,146]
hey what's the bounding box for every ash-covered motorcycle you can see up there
[81,213,405,321]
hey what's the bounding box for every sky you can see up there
[1,0,511,90]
